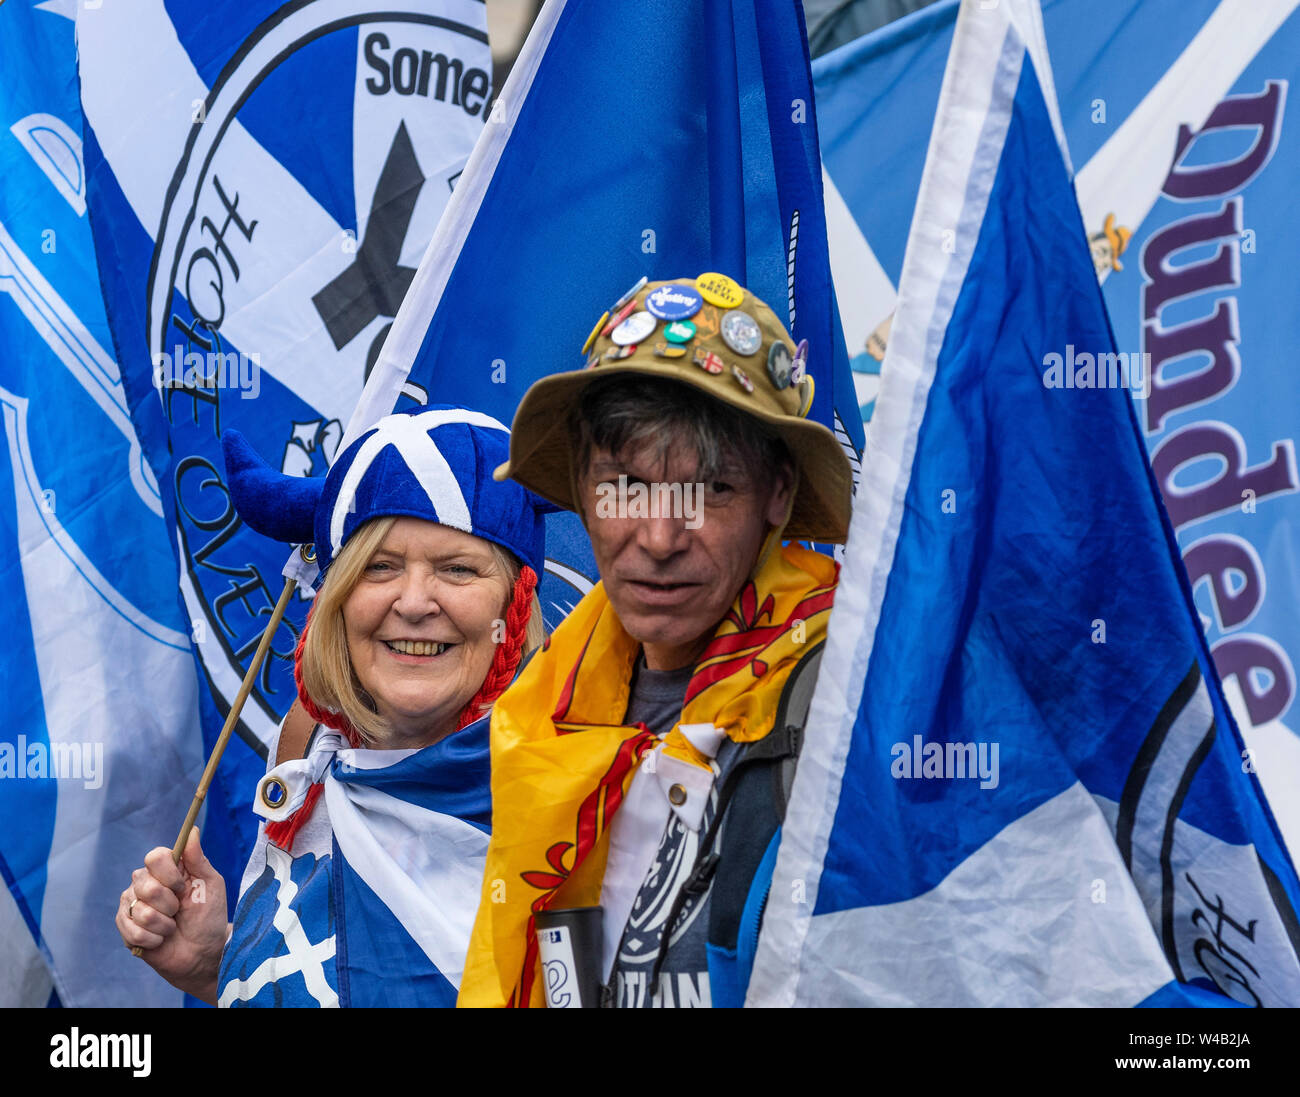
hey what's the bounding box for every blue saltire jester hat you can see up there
[221,405,551,578]
[220,405,552,844]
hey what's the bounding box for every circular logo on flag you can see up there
[141,3,491,753]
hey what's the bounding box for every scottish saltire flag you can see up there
[749,0,1300,1007]
[815,0,1300,859]
[78,0,489,935]
[334,0,865,611]
[0,1,202,1007]
[218,720,490,1007]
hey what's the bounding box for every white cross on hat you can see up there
[328,408,509,558]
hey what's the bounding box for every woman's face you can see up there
[343,517,510,748]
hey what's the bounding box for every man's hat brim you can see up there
[495,363,853,544]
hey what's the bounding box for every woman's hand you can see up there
[116,827,228,1006]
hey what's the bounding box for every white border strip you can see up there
[747,0,1029,1006]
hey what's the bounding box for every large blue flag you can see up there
[815,0,1300,865]
[77,0,489,991]
[326,0,865,609]
[0,0,203,1007]
[750,0,1300,1007]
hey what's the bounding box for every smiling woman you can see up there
[303,516,543,748]
[115,405,549,1008]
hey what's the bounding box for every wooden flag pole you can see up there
[131,573,298,958]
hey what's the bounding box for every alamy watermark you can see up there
[152,345,261,399]
[891,734,1000,789]
[594,475,704,530]
[1042,345,1150,397]
[50,1028,150,1077]
[0,735,103,790]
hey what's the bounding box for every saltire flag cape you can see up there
[217,720,491,1007]
[0,0,203,1007]
[333,0,865,613]
[77,0,489,953]
[748,0,1300,1007]
[815,0,1300,858]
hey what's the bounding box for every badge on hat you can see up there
[605,344,637,360]
[664,320,696,344]
[695,272,744,309]
[766,341,792,390]
[790,338,809,384]
[653,342,687,359]
[721,309,762,356]
[583,311,609,356]
[732,364,754,394]
[693,348,725,375]
[645,283,704,321]
[611,310,657,346]
[603,298,638,338]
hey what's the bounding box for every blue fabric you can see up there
[736,830,781,989]
[705,944,742,1010]
[1138,981,1250,1008]
[219,847,339,1008]
[334,837,459,1008]
[707,828,781,1009]
[222,404,553,576]
[396,0,865,557]
[816,56,1298,920]
[760,18,1300,1006]
[330,713,492,832]
[218,715,491,1008]
[815,0,1300,797]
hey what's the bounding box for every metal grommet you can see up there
[300,543,317,564]
[260,777,288,811]
[668,783,687,806]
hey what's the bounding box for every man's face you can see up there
[577,436,793,670]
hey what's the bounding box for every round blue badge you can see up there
[645,283,704,321]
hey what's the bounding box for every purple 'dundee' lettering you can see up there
[1211,634,1294,726]
[1150,422,1297,530]
[1183,534,1262,632]
[1141,199,1240,322]
[1145,299,1240,434]
[1164,82,1287,201]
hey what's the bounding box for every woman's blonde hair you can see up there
[299,516,544,743]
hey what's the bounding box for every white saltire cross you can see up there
[217,844,339,1008]
[329,408,509,557]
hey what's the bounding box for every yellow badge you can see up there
[695,272,744,309]
[582,311,609,356]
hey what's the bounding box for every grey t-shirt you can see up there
[611,657,738,1008]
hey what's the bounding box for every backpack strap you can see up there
[706,642,825,958]
[771,643,823,817]
[275,699,318,766]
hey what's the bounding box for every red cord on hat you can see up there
[455,565,537,730]
[265,605,359,853]
[268,566,537,852]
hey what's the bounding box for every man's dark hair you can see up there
[569,374,794,485]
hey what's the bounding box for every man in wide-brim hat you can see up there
[459,273,852,1009]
